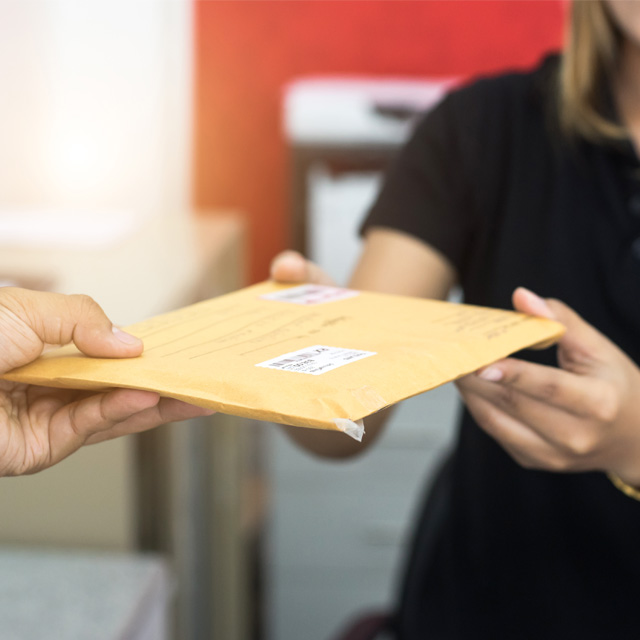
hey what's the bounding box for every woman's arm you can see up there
[270,226,457,459]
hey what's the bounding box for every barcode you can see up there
[261,284,359,306]
[270,347,328,368]
[256,345,376,376]
[276,287,323,300]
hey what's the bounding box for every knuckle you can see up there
[496,386,519,412]
[97,395,109,423]
[68,294,107,330]
[540,382,560,402]
[563,431,598,458]
[545,455,573,473]
[49,315,66,344]
[589,384,619,423]
[545,299,569,323]
[70,293,98,313]
[67,402,83,437]
[503,366,521,386]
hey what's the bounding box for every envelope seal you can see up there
[333,418,365,442]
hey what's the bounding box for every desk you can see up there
[0,548,170,640]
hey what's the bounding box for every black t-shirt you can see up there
[362,55,640,639]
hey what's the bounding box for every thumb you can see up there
[513,287,610,368]
[0,288,142,370]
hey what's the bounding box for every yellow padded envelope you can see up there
[2,282,564,440]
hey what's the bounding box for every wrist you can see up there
[607,472,640,501]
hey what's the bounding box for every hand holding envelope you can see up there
[0,287,213,477]
[1,282,564,441]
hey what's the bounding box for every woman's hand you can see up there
[456,287,640,487]
[0,288,213,477]
[270,250,336,286]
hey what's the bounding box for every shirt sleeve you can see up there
[361,91,478,278]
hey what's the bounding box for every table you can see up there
[0,548,170,640]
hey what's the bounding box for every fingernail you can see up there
[477,366,503,382]
[112,326,142,346]
[518,287,555,319]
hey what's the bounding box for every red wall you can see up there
[194,1,565,283]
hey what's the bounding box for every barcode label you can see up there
[256,345,375,375]
[261,284,359,305]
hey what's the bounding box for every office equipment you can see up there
[284,76,456,253]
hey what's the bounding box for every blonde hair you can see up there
[559,0,625,140]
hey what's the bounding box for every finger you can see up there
[511,287,562,350]
[270,251,307,283]
[476,358,616,420]
[513,288,615,369]
[512,287,556,320]
[0,288,143,367]
[270,250,336,286]
[84,397,215,445]
[49,389,161,460]
[461,373,600,460]
[457,381,560,469]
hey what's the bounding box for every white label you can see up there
[261,284,359,305]
[256,345,375,375]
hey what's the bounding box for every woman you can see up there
[272,1,640,637]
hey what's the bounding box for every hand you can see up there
[270,250,336,286]
[455,287,640,487]
[0,288,213,477]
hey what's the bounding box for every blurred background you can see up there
[0,1,564,639]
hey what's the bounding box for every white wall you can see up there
[0,0,192,220]
[0,0,194,554]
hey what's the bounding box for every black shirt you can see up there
[362,55,640,639]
